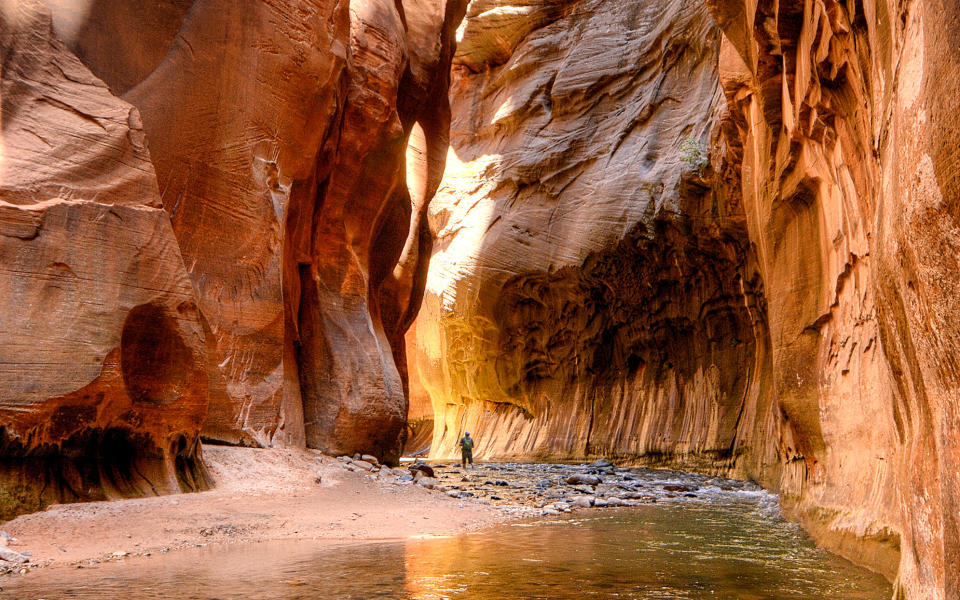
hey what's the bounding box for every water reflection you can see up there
[4,500,891,599]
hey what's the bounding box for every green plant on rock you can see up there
[680,136,709,175]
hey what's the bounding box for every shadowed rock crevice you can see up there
[121,304,193,407]
[0,427,207,521]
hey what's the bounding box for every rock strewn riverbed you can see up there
[335,456,770,518]
[0,448,773,581]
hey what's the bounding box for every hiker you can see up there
[460,431,475,469]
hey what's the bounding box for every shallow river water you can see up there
[3,470,891,600]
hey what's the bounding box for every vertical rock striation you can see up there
[0,2,209,519]
[709,0,960,595]
[410,0,960,595]
[409,0,771,468]
[1,0,468,516]
[28,0,467,458]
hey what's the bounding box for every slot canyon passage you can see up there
[1,0,959,597]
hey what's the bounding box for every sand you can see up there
[0,446,507,572]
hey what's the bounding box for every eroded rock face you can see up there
[410,0,960,595]
[408,0,769,465]
[710,0,960,595]
[8,0,467,460]
[0,2,209,519]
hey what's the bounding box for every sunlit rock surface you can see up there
[410,0,960,595]
[709,0,960,596]
[409,0,768,465]
[0,2,209,519]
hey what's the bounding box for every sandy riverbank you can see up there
[0,446,506,574]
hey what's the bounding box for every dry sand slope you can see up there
[0,446,504,572]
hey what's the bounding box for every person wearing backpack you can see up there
[459,431,475,469]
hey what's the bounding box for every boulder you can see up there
[566,475,602,487]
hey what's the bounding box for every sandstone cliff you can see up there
[711,0,960,596]
[0,2,209,519]
[408,0,959,596]
[410,0,766,476]
[1,0,466,517]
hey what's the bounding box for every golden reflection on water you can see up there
[3,504,892,600]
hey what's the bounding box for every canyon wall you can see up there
[409,0,959,596]
[410,0,772,465]
[0,3,209,519]
[711,0,960,596]
[1,0,466,517]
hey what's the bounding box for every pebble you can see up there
[571,496,594,509]
[360,455,379,466]
[409,464,436,478]
[417,477,439,489]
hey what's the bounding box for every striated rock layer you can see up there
[410,0,766,478]
[710,0,960,596]
[0,3,209,519]
[13,0,469,459]
[1,0,468,516]
[409,0,960,596]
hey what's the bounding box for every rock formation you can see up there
[409,0,960,596]
[1,0,467,517]
[0,2,209,519]
[410,0,763,471]
[4,0,960,595]
[50,0,466,455]
[710,0,960,596]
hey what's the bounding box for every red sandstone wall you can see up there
[710,0,960,596]
[0,2,209,519]
[408,0,960,596]
[1,0,467,517]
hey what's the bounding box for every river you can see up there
[2,466,891,600]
